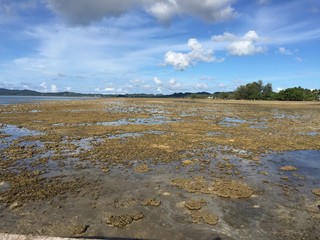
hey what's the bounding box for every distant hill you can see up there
[0,88,219,99]
[0,88,100,97]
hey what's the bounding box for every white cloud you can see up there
[47,0,236,25]
[153,77,162,85]
[39,82,47,92]
[104,87,115,92]
[212,30,265,56]
[278,47,293,55]
[211,32,236,42]
[164,38,223,70]
[164,51,191,70]
[228,40,264,56]
[279,47,303,62]
[195,82,208,90]
[51,84,58,92]
[168,78,181,90]
[276,87,284,92]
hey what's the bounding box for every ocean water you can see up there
[0,96,97,105]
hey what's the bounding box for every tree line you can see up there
[207,80,319,101]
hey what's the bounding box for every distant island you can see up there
[0,87,225,99]
[1,80,319,101]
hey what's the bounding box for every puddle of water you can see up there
[207,132,223,136]
[224,117,247,124]
[272,109,301,119]
[0,125,43,149]
[0,125,43,138]
[18,140,44,148]
[108,132,144,139]
[249,122,268,129]
[53,116,179,127]
[108,130,165,140]
[0,181,11,193]
[263,150,320,182]
[298,132,319,136]
[97,116,177,126]
[219,117,247,127]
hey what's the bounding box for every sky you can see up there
[0,0,319,94]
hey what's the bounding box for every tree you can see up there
[262,83,273,99]
[233,80,269,100]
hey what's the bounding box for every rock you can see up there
[191,211,219,225]
[171,176,213,194]
[182,160,193,167]
[280,165,297,171]
[72,225,89,235]
[106,212,144,227]
[134,164,151,173]
[132,212,144,221]
[142,198,161,207]
[202,212,219,225]
[280,176,289,181]
[9,202,22,210]
[312,188,320,196]
[185,199,205,210]
[212,180,253,199]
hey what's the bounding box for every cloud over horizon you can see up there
[212,30,265,56]
[164,38,223,70]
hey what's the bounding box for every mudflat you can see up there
[0,98,319,239]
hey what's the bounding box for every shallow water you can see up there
[0,96,97,105]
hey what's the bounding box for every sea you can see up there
[0,96,97,105]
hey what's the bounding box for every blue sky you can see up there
[0,0,319,94]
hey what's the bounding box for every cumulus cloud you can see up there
[164,38,223,70]
[47,0,236,25]
[212,30,265,56]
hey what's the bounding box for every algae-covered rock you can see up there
[212,180,253,199]
[280,165,297,171]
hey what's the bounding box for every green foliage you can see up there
[231,81,319,101]
[276,87,318,101]
[233,80,268,100]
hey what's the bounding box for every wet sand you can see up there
[0,98,319,239]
